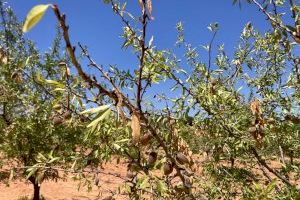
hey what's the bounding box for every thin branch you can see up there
[51,5,119,105]
[207,31,217,78]
[251,0,293,35]
[257,162,281,193]
[251,147,300,192]
[137,0,148,112]
[289,0,296,20]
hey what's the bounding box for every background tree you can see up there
[0,2,85,199]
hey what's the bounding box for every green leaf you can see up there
[87,108,111,128]
[71,160,77,169]
[23,4,51,33]
[139,177,149,189]
[48,157,60,164]
[80,104,111,114]
[157,180,168,195]
[37,152,47,161]
[113,143,121,150]
[52,88,66,92]
[26,167,37,180]
[45,79,65,88]
[35,72,45,84]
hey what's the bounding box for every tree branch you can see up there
[250,146,300,192]
[136,0,148,112]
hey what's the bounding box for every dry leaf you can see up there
[138,0,145,12]
[66,67,71,78]
[147,0,153,19]
[131,111,141,144]
[250,99,261,116]
[0,48,8,65]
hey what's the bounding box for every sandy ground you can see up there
[0,160,128,200]
[1,156,299,200]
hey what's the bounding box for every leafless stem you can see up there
[258,162,281,193]
[207,31,217,79]
[251,146,300,192]
[137,0,148,112]
[52,5,120,106]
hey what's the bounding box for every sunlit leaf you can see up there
[23,4,52,33]
[80,104,111,114]
[45,79,65,88]
[87,108,111,128]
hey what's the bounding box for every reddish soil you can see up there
[0,160,128,200]
[1,156,299,200]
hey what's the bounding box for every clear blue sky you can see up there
[8,0,269,68]
[7,0,272,103]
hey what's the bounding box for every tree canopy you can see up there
[1,0,300,199]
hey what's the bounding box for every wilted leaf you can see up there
[23,4,51,33]
[250,99,261,116]
[131,112,141,144]
[0,48,8,64]
[138,0,145,12]
[147,0,153,19]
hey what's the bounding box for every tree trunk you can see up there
[230,156,235,168]
[29,177,40,200]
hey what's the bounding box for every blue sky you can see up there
[8,0,270,67]
[7,0,274,105]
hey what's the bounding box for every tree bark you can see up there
[29,176,40,200]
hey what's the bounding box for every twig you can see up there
[136,0,148,112]
[251,0,293,35]
[257,162,281,193]
[207,31,217,79]
[51,5,120,106]
[250,146,300,192]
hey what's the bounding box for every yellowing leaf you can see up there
[23,4,51,33]
[131,112,141,144]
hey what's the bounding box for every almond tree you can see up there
[0,2,85,199]
[18,0,300,199]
